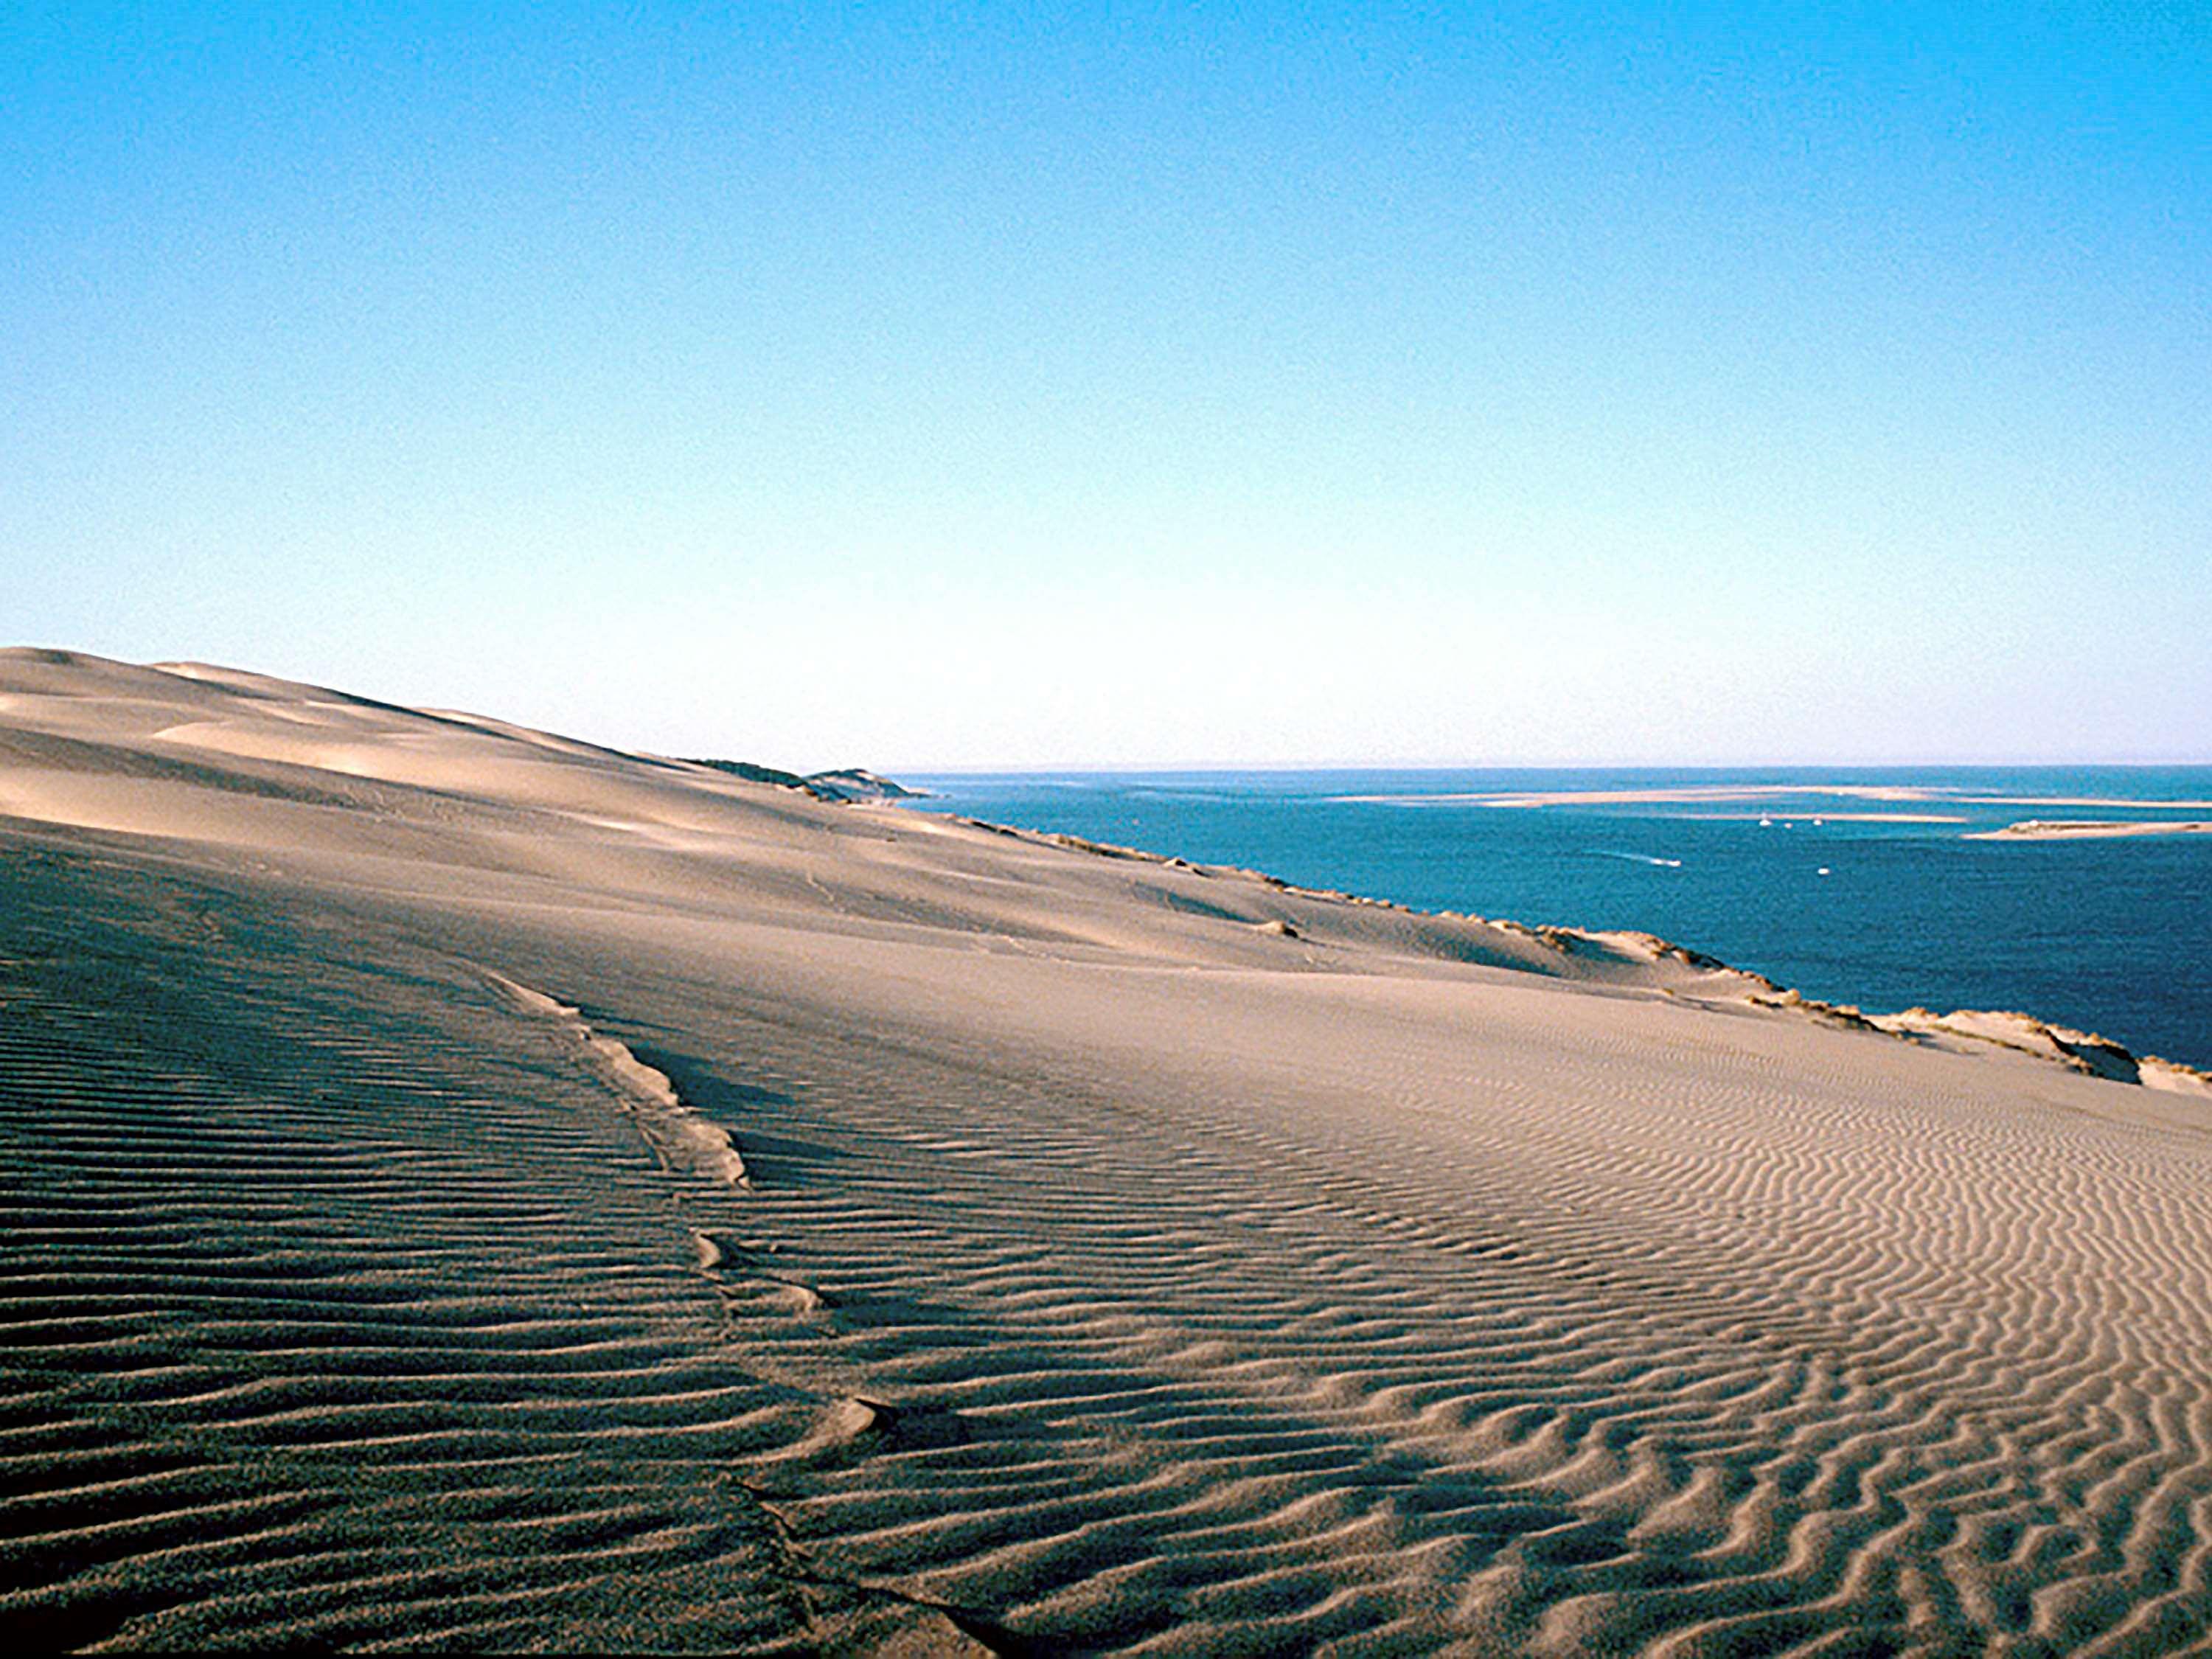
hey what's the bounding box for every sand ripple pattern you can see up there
[6,841,2212,1652]
[569,970,2212,1656]
[0,852,979,1652]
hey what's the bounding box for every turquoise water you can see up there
[906,768,2212,1070]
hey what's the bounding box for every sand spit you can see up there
[7,647,2212,1653]
[1666,810,1971,824]
[1338,785,2212,835]
[1966,818,2212,841]
[1336,785,1946,808]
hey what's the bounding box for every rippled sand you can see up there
[4,649,2211,1654]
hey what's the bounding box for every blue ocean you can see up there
[907,768,2212,1070]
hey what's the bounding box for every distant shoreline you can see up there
[908,770,2212,1069]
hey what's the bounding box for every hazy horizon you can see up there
[894,757,2212,776]
[7,7,2205,768]
[14,643,2212,776]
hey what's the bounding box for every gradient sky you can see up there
[4,3,2206,766]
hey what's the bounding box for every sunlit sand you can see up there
[5,648,2211,1652]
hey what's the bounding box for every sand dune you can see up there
[5,648,2212,1652]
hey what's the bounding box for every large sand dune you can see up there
[4,648,2211,1653]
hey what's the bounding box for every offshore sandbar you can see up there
[1967,818,2212,841]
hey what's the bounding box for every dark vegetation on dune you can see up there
[686,759,922,804]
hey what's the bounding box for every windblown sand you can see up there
[4,649,2211,1654]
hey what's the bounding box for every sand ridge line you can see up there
[961,811,2212,1095]
[715,1461,1015,1658]
[692,1226,830,1316]
[8,646,2202,1088]
[479,967,751,1187]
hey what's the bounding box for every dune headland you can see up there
[688,758,927,804]
[6,647,2212,1653]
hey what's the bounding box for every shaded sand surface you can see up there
[5,650,2212,1654]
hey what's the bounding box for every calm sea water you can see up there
[905,768,2212,1071]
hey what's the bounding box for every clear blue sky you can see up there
[4,3,2205,766]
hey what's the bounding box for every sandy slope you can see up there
[4,648,2212,1655]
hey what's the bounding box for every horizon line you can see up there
[876,757,2212,776]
